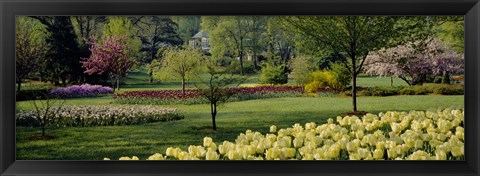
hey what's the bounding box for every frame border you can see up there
[1,0,479,176]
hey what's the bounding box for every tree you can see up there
[279,16,434,112]
[132,16,183,64]
[103,16,143,68]
[434,16,464,53]
[246,16,268,70]
[290,56,315,89]
[156,47,204,94]
[202,16,254,75]
[131,16,183,82]
[172,16,201,44]
[193,65,246,131]
[31,16,83,86]
[260,62,288,85]
[72,16,106,42]
[147,59,162,83]
[27,87,66,137]
[266,17,296,67]
[364,39,464,85]
[81,35,132,91]
[15,17,48,91]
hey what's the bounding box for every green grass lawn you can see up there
[16,70,464,160]
[16,95,463,160]
[355,76,409,87]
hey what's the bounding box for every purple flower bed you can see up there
[50,84,114,98]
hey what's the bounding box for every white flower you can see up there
[203,137,213,147]
[269,125,277,133]
[147,153,165,160]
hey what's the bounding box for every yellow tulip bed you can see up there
[105,108,464,160]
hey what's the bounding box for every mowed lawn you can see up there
[16,95,463,160]
[16,70,464,160]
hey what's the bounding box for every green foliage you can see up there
[345,84,464,97]
[32,16,83,86]
[431,84,464,95]
[358,86,403,96]
[155,47,204,93]
[15,17,49,91]
[172,16,201,45]
[435,17,464,53]
[202,16,264,75]
[277,16,436,112]
[330,62,352,89]
[260,63,288,85]
[290,56,315,87]
[134,16,183,64]
[103,16,142,63]
[398,86,431,95]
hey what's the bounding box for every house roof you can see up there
[191,30,209,39]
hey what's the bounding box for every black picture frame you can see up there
[1,0,479,176]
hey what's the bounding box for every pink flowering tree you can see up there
[81,35,132,91]
[364,39,463,85]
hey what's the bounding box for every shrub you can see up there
[347,84,463,97]
[432,84,464,95]
[330,62,352,90]
[413,86,432,95]
[16,89,51,101]
[260,63,287,85]
[398,87,416,95]
[357,86,401,96]
[290,56,315,87]
[305,80,322,94]
[305,70,346,93]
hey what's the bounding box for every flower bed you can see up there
[113,86,304,105]
[106,108,464,160]
[50,84,113,98]
[16,105,184,127]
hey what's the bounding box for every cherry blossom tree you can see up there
[81,35,132,91]
[364,39,463,86]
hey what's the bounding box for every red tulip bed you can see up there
[113,86,306,105]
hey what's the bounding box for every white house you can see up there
[189,30,210,52]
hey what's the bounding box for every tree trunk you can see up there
[252,53,257,70]
[41,126,45,136]
[239,52,244,76]
[239,38,244,75]
[61,77,67,87]
[442,71,450,84]
[352,71,358,112]
[116,76,120,91]
[149,71,153,83]
[181,77,186,95]
[17,81,22,92]
[390,77,393,87]
[211,103,217,130]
